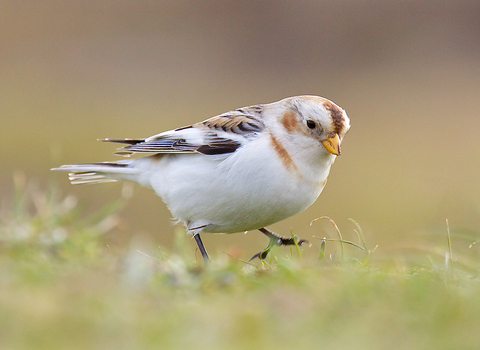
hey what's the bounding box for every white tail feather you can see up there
[68,172,119,185]
[51,162,139,185]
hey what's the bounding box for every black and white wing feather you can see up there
[103,109,265,157]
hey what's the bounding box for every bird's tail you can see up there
[51,161,140,185]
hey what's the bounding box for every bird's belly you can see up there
[148,147,328,234]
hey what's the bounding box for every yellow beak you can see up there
[321,134,341,156]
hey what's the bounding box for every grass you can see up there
[1,176,480,350]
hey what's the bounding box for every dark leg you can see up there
[194,233,210,262]
[249,227,309,261]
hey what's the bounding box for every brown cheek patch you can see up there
[281,109,300,133]
[270,133,297,172]
[322,101,344,134]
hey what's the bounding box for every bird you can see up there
[52,95,350,262]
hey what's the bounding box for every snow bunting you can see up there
[52,95,350,261]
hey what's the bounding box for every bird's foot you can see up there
[249,227,309,261]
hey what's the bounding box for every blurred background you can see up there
[2,0,480,258]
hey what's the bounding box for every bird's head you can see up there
[274,95,350,157]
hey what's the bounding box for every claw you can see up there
[249,249,270,261]
[297,239,309,246]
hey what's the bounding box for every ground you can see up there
[1,182,479,350]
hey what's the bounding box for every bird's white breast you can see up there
[144,132,335,233]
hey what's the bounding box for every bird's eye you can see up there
[306,120,316,129]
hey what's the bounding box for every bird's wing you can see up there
[102,109,266,157]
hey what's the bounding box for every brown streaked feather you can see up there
[234,105,264,118]
[174,125,193,131]
[322,101,345,135]
[269,133,297,172]
[195,113,264,137]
